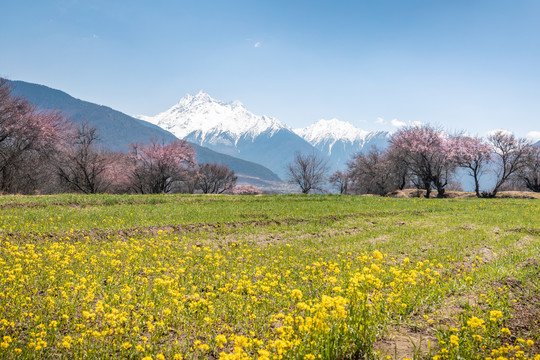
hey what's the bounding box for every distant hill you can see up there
[8,80,282,186]
[535,140,540,148]
[10,80,177,151]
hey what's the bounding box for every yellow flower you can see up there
[489,310,503,321]
[472,334,483,342]
[291,289,303,300]
[467,316,485,329]
[216,334,227,347]
[198,343,210,351]
[373,250,384,261]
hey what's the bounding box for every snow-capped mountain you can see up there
[136,91,317,178]
[137,91,284,144]
[294,118,391,170]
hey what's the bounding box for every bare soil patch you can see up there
[477,247,497,262]
[495,276,540,350]
[497,191,540,199]
[509,228,540,236]
[386,189,476,199]
[436,293,479,325]
[375,325,437,360]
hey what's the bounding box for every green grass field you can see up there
[0,194,538,359]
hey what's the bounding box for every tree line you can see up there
[3,78,538,197]
[288,125,540,197]
[0,79,239,195]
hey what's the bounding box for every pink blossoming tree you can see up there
[230,184,262,195]
[0,79,69,193]
[129,140,196,194]
[453,136,492,197]
[390,125,458,198]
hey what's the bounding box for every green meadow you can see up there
[0,194,538,359]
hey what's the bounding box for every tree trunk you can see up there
[474,171,481,198]
[423,181,431,198]
[436,187,445,198]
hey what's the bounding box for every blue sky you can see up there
[1,0,540,139]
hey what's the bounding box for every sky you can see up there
[1,0,540,140]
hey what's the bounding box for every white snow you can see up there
[136,93,391,157]
[293,118,370,145]
[135,91,286,144]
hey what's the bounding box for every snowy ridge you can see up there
[294,118,370,145]
[135,90,316,178]
[135,91,391,176]
[136,91,286,145]
[294,118,390,155]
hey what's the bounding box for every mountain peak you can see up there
[294,118,369,144]
[178,90,216,106]
[137,91,286,141]
[194,90,212,100]
[294,118,391,159]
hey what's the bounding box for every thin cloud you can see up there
[254,42,261,48]
[391,119,406,127]
[411,121,424,127]
[376,117,385,124]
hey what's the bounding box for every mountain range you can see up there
[10,81,392,183]
[7,79,538,193]
[8,80,283,189]
[136,91,317,178]
[294,119,390,169]
[137,92,390,176]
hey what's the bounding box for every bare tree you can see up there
[484,131,532,197]
[173,168,201,194]
[516,145,540,192]
[347,148,403,196]
[385,146,410,191]
[286,152,329,194]
[195,163,237,194]
[56,123,121,193]
[329,170,349,194]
